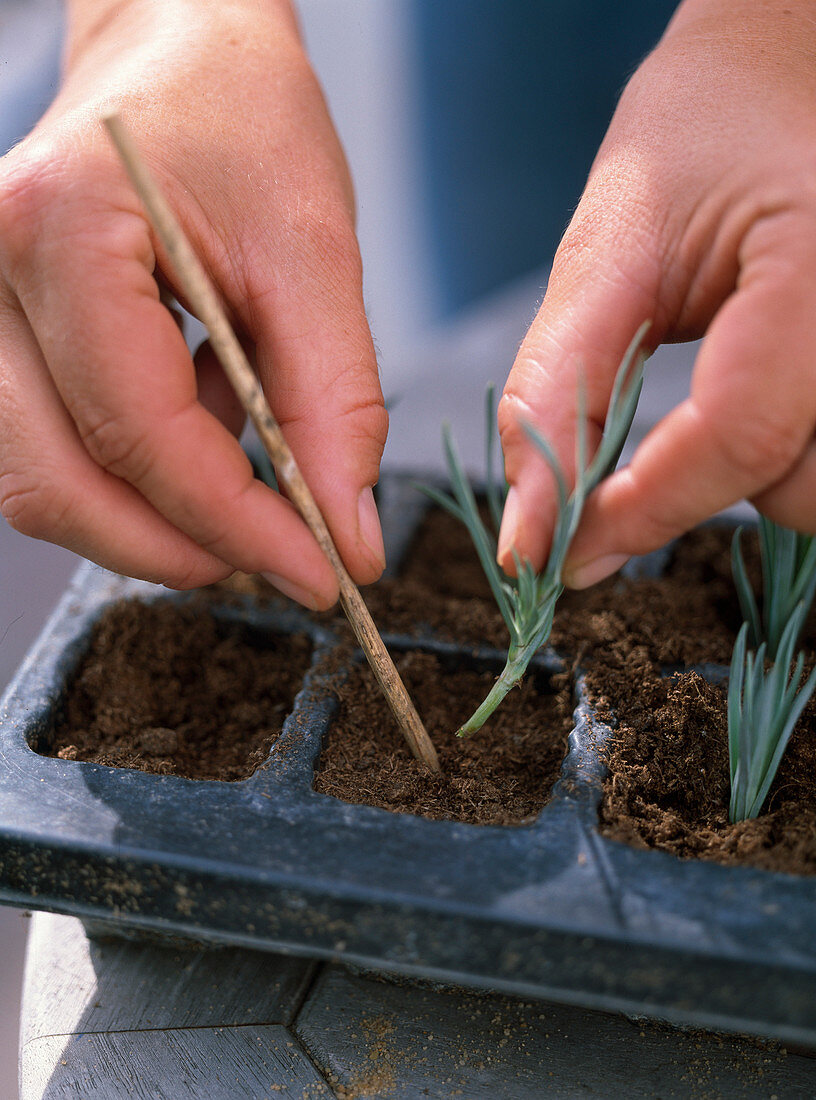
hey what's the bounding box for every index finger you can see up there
[496,207,662,573]
[5,174,339,607]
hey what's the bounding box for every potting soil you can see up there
[48,601,312,781]
[43,507,816,874]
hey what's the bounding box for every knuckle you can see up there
[277,362,387,445]
[551,195,628,277]
[0,471,71,540]
[0,156,61,270]
[551,216,598,277]
[0,146,150,280]
[550,180,662,298]
[343,395,388,451]
[343,397,388,483]
[79,413,156,482]
[713,413,801,485]
[317,365,388,457]
[497,391,525,444]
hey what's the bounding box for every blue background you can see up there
[413,0,678,315]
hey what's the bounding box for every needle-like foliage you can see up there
[732,519,816,657]
[728,517,816,821]
[728,606,816,822]
[421,322,648,736]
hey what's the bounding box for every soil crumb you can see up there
[314,650,573,826]
[362,510,744,668]
[598,665,816,875]
[46,499,816,870]
[48,600,312,781]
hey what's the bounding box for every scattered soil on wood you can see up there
[314,650,573,826]
[47,601,312,781]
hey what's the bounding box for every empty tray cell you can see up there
[314,645,573,825]
[39,598,313,782]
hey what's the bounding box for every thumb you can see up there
[497,196,665,573]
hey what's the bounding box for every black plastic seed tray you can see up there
[1,476,815,1046]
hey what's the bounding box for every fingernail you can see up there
[564,553,629,590]
[261,572,322,610]
[497,486,522,569]
[357,487,386,570]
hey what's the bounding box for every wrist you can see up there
[65,0,301,72]
[665,0,816,43]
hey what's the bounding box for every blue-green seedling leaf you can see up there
[521,421,569,519]
[417,425,515,634]
[731,528,762,649]
[728,602,816,821]
[424,323,649,736]
[587,320,649,486]
[414,482,467,526]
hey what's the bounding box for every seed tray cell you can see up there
[1,476,815,1045]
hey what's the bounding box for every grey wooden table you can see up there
[18,912,816,1099]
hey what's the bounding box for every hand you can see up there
[498,0,816,588]
[0,0,387,608]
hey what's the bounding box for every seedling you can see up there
[728,608,816,822]
[423,324,648,735]
[732,520,816,657]
[728,519,816,821]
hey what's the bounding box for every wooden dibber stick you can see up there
[103,112,440,773]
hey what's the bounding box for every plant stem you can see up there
[456,617,555,736]
[424,327,647,738]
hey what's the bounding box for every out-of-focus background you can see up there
[0,0,697,1093]
[1,3,70,1093]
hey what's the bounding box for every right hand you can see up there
[0,0,387,609]
[497,0,816,589]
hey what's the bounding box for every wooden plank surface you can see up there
[22,1026,332,1100]
[21,913,315,1044]
[296,964,816,1099]
[20,913,816,1099]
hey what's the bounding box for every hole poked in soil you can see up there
[313,649,574,826]
[43,600,313,782]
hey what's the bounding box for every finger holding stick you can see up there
[102,112,440,774]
